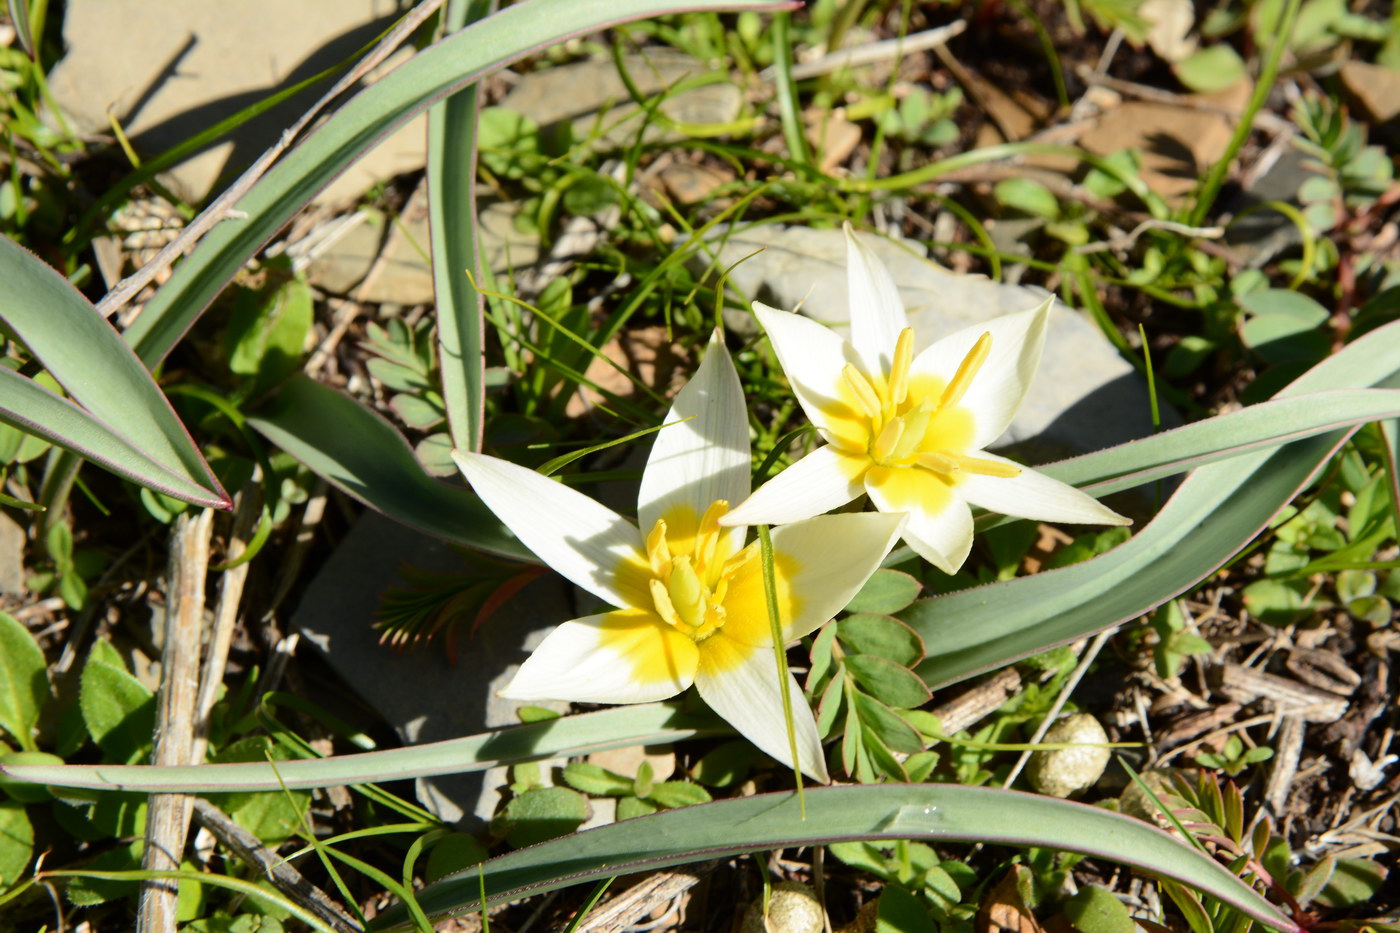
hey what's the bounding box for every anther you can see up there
[841,363,883,420]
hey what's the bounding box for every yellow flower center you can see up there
[831,327,1021,481]
[644,500,758,643]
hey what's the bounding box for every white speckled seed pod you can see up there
[1026,713,1111,798]
[741,882,825,933]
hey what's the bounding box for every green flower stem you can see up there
[758,523,807,816]
[1189,0,1303,227]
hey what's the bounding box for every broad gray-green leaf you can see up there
[0,239,229,508]
[1,702,721,792]
[123,0,797,367]
[912,321,1400,689]
[1034,388,1400,498]
[429,0,493,452]
[379,785,1296,932]
[208,738,311,846]
[247,375,528,558]
[0,612,46,752]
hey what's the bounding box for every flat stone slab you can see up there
[690,224,1175,462]
[47,0,419,205]
[498,51,743,147]
[291,510,569,827]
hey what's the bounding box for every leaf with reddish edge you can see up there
[380,785,1298,933]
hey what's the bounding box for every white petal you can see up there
[769,512,906,640]
[755,303,862,441]
[695,634,829,782]
[866,474,974,574]
[638,331,749,557]
[500,610,698,704]
[722,445,864,527]
[910,295,1052,448]
[453,451,645,608]
[844,223,910,374]
[956,451,1132,527]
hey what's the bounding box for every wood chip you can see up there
[1264,714,1305,816]
[930,668,1022,736]
[1212,663,1349,722]
[573,861,717,933]
[1285,647,1362,695]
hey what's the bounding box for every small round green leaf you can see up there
[845,655,932,709]
[838,614,924,666]
[1064,885,1134,933]
[0,612,47,751]
[844,570,923,615]
[504,786,589,848]
[1174,45,1247,93]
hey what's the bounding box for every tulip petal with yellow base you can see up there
[453,333,905,781]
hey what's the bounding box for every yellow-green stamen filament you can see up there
[887,328,915,407]
[940,332,992,409]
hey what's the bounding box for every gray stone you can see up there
[688,224,1174,461]
[46,0,421,205]
[291,510,569,827]
[1222,147,1313,268]
[305,194,539,303]
[499,51,743,148]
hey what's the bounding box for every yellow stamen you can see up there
[695,500,729,578]
[841,363,883,420]
[646,519,671,576]
[871,417,905,464]
[649,578,682,628]
[916,451,1022,478]
[940,332,992,410]
[888,328,915,407]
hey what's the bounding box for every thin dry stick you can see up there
[98,0,445,321]
[191,486,264,763]
[1001,626,1117,790]
[191,798,361,933]
[759,21,967,82]
[138,508,214,933]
